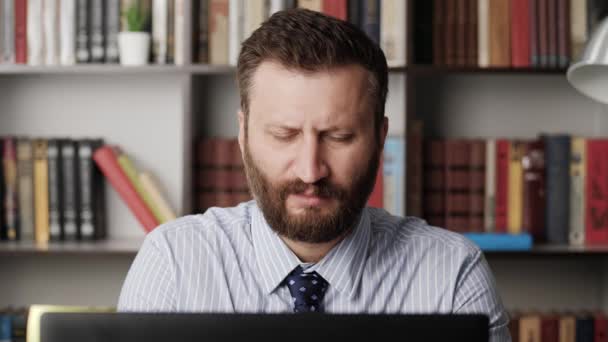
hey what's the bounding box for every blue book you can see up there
[383,137,405,217]
[463,233,533,251]
[0,314,11,341]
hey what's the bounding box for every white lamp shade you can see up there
[567,17,608,104]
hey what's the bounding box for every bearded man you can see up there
[118,8,510,342]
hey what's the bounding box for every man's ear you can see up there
[238,110,246,156]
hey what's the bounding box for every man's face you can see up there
[239,61,388,243]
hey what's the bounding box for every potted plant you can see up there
[118,4,150,66]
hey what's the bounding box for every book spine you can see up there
[380,0,406,67]
[570,0,587,60]
[174,0,185,65]
[2,0,15,63]
[76,0,90,63]
[244,0,266,42]
[433,0,445,66]
[322,0,347,20]
[91,140,107,240]
[92,145,159,232]
[423,140,446,228]
[60,0,77,65]
[43,0,59,65]
[569,137,586,246]
[495,139,509,233]
[228,0,243,66]
[139,172,177,222]
[556,0,570,68]
[521,140,545,241]
[104,0,120,63]
[455,0,466,67]
[3,138,18,241]
[61,140,79,240]
[489,0,511,67]
[538,0,548,67]
[27,0,44,66]
[209,0,229,65]
[153,0,169,64]
[466,0,478,67]
[444,139,470,233]
[511,0,530,68]
[14,0,27,64]
[90,0,105,63]
[585,139,608,245]
[17,139,34,241]
[469,140,485,232]
[269,0,287,16]
[361,0,380,44]
[347,0,361,26]
[507,140,523,234]
[196,0,209,64]
[546,0,557,68]
[484,139,496,232]
[298,0,322,11]
[529,0,539,67]
[445,0,456,66]
[116,152,165,223]
[47,140,64,241]
[406,120,423,217]
[477,0,489,67]
[545,135,571,244]
[167,0,175,63]
[33,139,49,244]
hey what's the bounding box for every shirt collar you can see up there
[251,202,371,300]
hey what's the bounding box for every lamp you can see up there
[567,17,608,103]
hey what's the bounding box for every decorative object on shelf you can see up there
[567,18,608,103]
[118,3,151,66]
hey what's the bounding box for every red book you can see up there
[522,140,545,241]
[586,139,608,245]
[433,0,445,66]
[538,0,549,67]
[595,312,608,342]
[541,315,559,342]
[511,0,531,67]
[322,0,347,20]
[495,139,510,232]
[367,158,383,208]
[93,145,159,232]
[15,0,27,64]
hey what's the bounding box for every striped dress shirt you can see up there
[118,201,511,341]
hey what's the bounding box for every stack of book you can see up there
[509,310,608,341]
[199,0,407,67]
[416,134,608,247]
[93,145,176,233]
[0,137,106,244]
[413,0,608,68]
[0,307,27,342]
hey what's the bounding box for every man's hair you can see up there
[237,8,388,134]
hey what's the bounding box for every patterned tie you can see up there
[284,266,329,313]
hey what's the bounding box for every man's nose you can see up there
[294,136,329,184]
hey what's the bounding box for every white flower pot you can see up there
[118,31,151,66]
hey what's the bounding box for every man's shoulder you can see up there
[366,207,481,257]
[146,201,254,246]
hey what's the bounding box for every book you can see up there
[594,312,608,342]
[3,138,18,241]
[559,315,576,342]
[33,139,49,244]
[14,0,27,64]
[174,0,186,65]
[27,0,44,66]
[507,140,524,234]
[406,120,423,217]
[78,139,106,240]
[298,0,322,12]
[575,316,595,342]
[570,0,587,60]
[90,0,105,63]
[47,139,64,241]
[2,0,15,63]
[477,0,489,67]
[463,232,532,251]
[60,139,79,241]
[522,140,545,241]
[17,138,34,241]
[569,137,586,246]
[445,0,456,66]
[540,314,560,342]
[544,134,571,244]
[495,139,509,233]
[167,0,175,63]
[433,0,445,66]
[153,0,169,64]
[105,0,121,63]
[323,0,347,20]
[76,0,90,63]
[380,0,406,67]
[455,0,466,66]
[228,0,244,66]
[511,0,531,68]
[484,139,496,232]
[466,0,478,67]
[529,0,539,66]
[546,0,557,68]
[43,0,60,65]
[116,151,165,224]
[585,139,608,245]
[556,0,570,69]
[383,137,405,216]
[488,0,510,67]
[444,139,470,233]
[519,314,541,342]
[361,0,380,44]
[139,172,177,222]
[469,140,486,232]
[60,0,77,65]
[93,145,158,233]
[244,0,267,43]
[423,140,445,227]
[538,0,548,67]
[209,0,229,65]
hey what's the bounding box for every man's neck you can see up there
[280,231,350,263]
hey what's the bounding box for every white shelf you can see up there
[0,238,144,256]
[0,64,236,75]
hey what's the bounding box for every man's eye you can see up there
[273,132,297,142]
[328,134,353,142]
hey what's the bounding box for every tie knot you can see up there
[284,266,329,313]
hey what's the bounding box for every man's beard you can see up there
[243,139,380,243]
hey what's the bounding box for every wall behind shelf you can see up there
[0,74,189,239]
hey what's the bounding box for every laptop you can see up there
[40,312,489,342]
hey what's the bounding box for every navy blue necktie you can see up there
[284,266,329,313]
